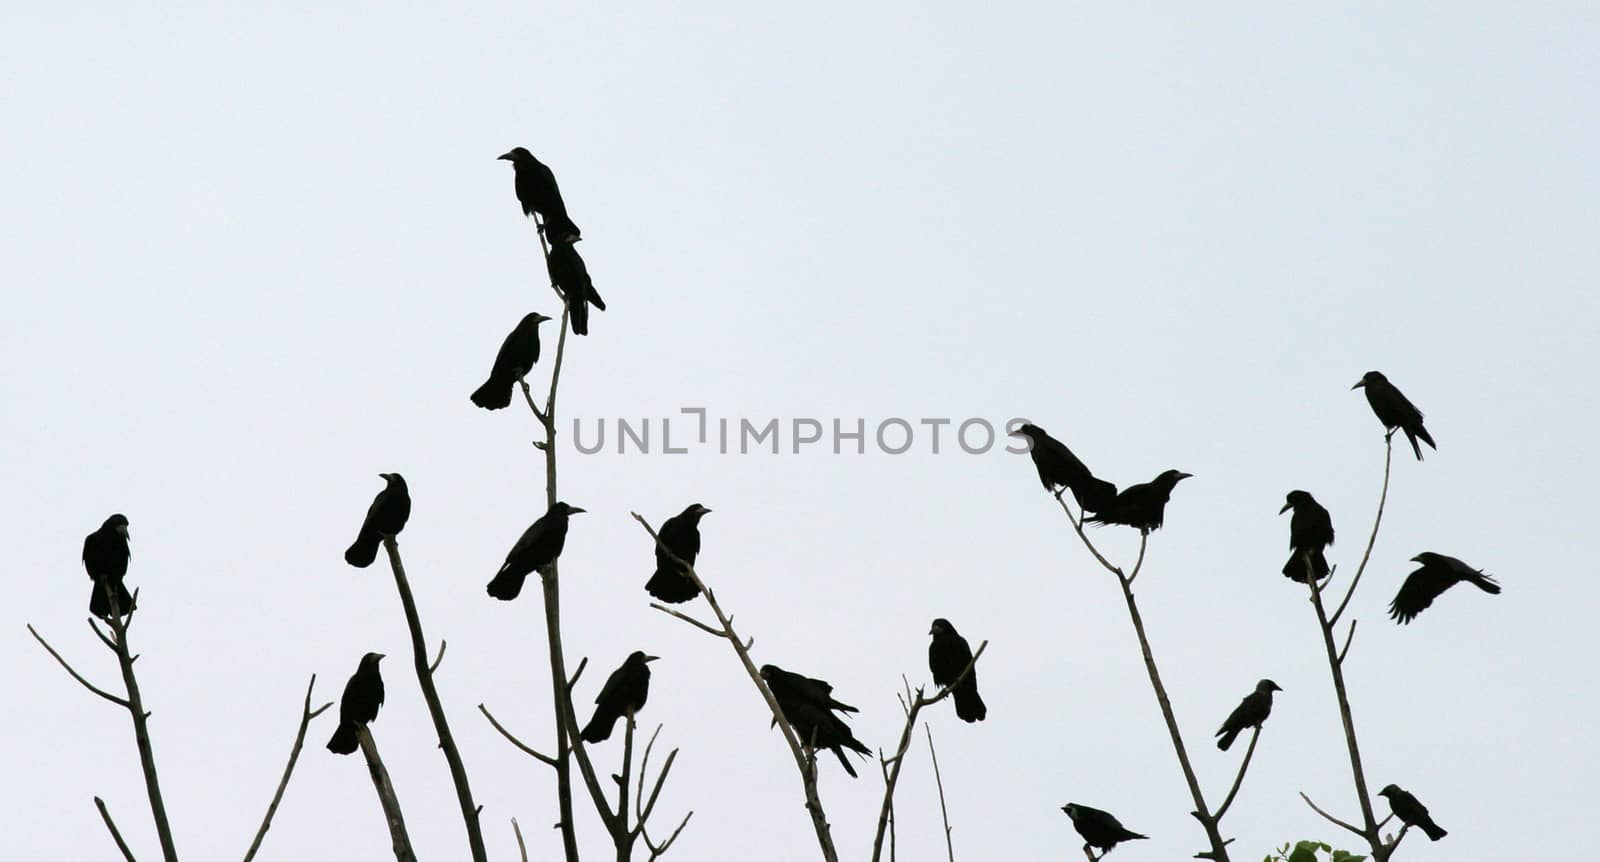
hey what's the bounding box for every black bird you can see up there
[1388,552,1500,624]
[645,503,711,603]
[497,147,581,242]
[471,312,551,410]
[1061,803,1148,854]
[327,652,386,755]
[1378,784,1448,841]
[1280,490,1334,582]
[1215,679,1282,751]
[579,651,658,743]
[760,664,870,777]
[82,514,134,618]
[345,473,411,568]
[487,502,585,600]
[1085,469,1192,533]
[1352,371,1436,460]
[928,618,986,722]
[1010,423,1118,512]
[545,240,606,336]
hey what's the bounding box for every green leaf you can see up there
[1331,853,1366,862]
[1286,847,1320,862]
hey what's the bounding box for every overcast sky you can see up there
[4,3,1597,860]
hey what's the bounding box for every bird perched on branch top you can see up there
[1010,423,1118,513]
[82,513,135,619]
[487,502,585,600]
[580,651,658,743]
[545,239,606,336]
[760,664,870,777]
[1215,679,1281,751]
[1378,784,1448,841]
[327,652,385,755]
[1085,469,1192,534]
[928,618,986,722]
[645,503,711,603]
[471,312,552,410]
[1388,552,1500,624]
[1061,803,1148,854]
[1352,371,1436,460]
[344,474,410,568]
[1279,490,1334,582]
[497,147,581,243]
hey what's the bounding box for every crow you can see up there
[645,503,711,603]
[471,312,552,410]
[579,651,658,743]
[760,664,869,777]
[345,474,411,568]
[1378,784,1448,841]
[1388,552,1500,624]
[1215,679,1281,751]
[1010,423,1118,512]
[497,147,581,242]
[1280,490,1334,582]
[487,502,585,600]
[545,239,606,336]
[82,514,135,618]
[1085,469,1192,533]
[327,652,386,755]
[928,618,986,722]
[1061,803,1148,854]
[1352,371,1436,460]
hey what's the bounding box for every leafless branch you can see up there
[243,675,333,862]
[1298,792,1366,838]
[1213,725,1262,821]
[1337,619,1358,665]
[94,796,137,862]
[357,726,417,862]
[28,624,128,708]
[649,603,726,638]
[478,703,559,766]
[643,810,694,861]
[925,724,955,862]
[512,818,529,862]
[381,538,487,861]
[1331,435,1393,627]
[632,511,839,862]
[429,640,448,674]
[99,580,179,862]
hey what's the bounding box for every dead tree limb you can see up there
[925,724,955,862]
[94,796,137,862]
[357,726,417,862]
[242,674,333,862]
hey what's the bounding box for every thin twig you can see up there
[512,818,529,862]
[643,810,694,861]
[94,797,137,862]
[99,581,178,862]
[243,675,333,862]
[381,538,487,861]
[1213,725,1262,821]
[28,624,128,707]
[1331,435,1393,627]
[478,704,558,766]
[1337,619,1358,665]
[429,640,448,675]
[1298,792,1366,838]
[925,724,955,862]
[358,726,418,862]
[648,603,726,638]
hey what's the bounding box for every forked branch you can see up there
[243,675,333,862]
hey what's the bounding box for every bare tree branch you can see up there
[512,818,529,862]
[1298,792,1366,838]
[381,537,487,862]
[94,796,137,862]
[633,512,839,862]
[99,581,179,862]
[648,603,726,639]
[429,640,448,675]
[643,810,694,861]
[925,724,955,862]
[1331,435,1393,627]
[1212,725,1262,821]
[478,704,559,766]
[357,726,417,862]
[1337,619,1357,666]
[243,674,333,862]
[28,623,128,708]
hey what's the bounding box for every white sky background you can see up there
[3,3,1597,859]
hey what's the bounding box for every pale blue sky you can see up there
[3,3,1596,859]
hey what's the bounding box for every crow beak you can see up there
[643,655,659,663]
[497,152,515,161]
[1178,472,1194,480]
[375,653,387,660]
[568,506,587,515]
[701,506,713,514]
[1351,380,1366,390]
[1409,554,1424,563]
[1279,501,1293,514]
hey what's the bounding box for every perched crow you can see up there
[82,514,135,618]
[1280,490,1334,582]
[471,312,552,410]
[1215,679,1281,751]
[760,664,870,777]
[1388,552,1500,624]
[1352,371,1435,460]
[497,147,581,242]
[545,240,606,336]
[487,502,585,600]
[645,503,711,603]
[1061,803,1148,854]
[1010,423,1118,512]
[345,474,411,568]
[327,652,386,755]
[579,651,658,743]
[928,618,986,722]
[1378,784,1448,841]
[1086,469,1192,533]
